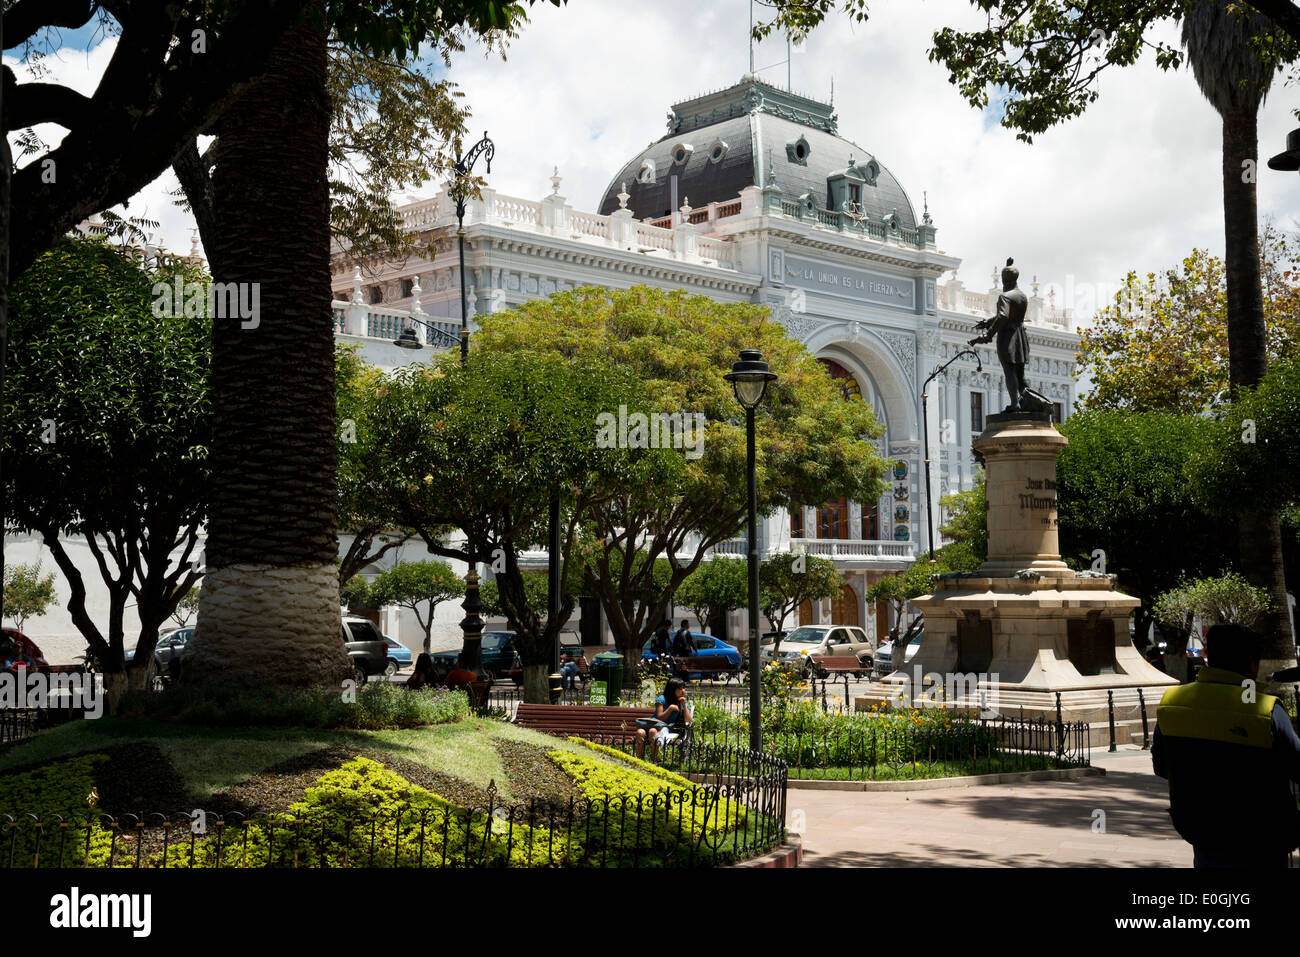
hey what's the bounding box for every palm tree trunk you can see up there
[1222,105,1294,675]
[185,4,351,688]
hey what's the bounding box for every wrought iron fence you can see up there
[685,716,1091,781]
[0,742,787,869]
[0,707,82,747]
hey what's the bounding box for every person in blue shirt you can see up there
[634,677,692,760]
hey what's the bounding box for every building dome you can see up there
[598,74,917,228]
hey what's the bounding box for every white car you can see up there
[760,625,873,677]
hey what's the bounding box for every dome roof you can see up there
[597,74,917,229]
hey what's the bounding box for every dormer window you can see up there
[708,139,729,164]
[670,142,693,165]
[636,159,656,184]
[828,156,881,215]
[786,135,811,166]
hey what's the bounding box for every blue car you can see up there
[383,634,413,676]
[642,632,743,679]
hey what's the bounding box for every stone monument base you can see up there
[856,412,1176,713]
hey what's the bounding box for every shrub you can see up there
[0,754,115,867]
[118,681,469,729]
[548,745,746,865]
[160,756,576,868]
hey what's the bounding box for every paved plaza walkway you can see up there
[788,746,1193,867]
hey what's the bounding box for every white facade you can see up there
[6,76,1079,658]
[331,172,1077,644]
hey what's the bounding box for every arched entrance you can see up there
[831,583,860,626]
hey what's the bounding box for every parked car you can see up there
[1,629,48,669]
[125,626,195,673]
[759,625,873,677]
[875,617,924,673]
[641,632,744,678]
[343,616,390,682]
[508,641,589,686]
[429,630,517,680]
[383,634,412,676]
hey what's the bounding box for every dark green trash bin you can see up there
[590,651,624,706]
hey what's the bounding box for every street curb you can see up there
[733,834,802,868]
[785,765,1105,791]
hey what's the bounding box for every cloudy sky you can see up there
[10,0,1300,324]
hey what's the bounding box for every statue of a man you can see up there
[970,257,1029,412]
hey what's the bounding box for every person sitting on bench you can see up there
[634,677,692,760]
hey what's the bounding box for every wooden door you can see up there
[831,583,859,626]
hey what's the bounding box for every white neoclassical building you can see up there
[331,73,1079,645]
[6,74,1080,658]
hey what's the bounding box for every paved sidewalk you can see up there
[787,746,1192,867]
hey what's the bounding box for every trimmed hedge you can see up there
[160,756,576,868]
[0,754,114,867]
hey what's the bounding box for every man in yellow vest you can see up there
[1153,623,1300,867]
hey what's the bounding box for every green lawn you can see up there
[0,716,598,801]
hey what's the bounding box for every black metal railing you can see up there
[682,716,1091,781]
[0,742,787,869]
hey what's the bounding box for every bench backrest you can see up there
[516,703,654,736]
[812,655,862,670]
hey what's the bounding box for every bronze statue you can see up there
[970,257,1030,413]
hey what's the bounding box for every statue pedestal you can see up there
[858,414,1174,715]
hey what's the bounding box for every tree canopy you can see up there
[1077,228,1300,414]
[755,1,1300,140]
[470,285,890,666]
[3,237,209,697]
[759,550,845,642]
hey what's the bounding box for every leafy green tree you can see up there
[1077,235,1300,414]
[4,238,208,706]
[866,560,950,642]
[1155,571,1275,679]
[367,347,645,700]
[677,558,749,636]
[335,345,416,584]
[170,585,202,628]
[755,1,1300,141]
[340,574,373,610]
[758,0,1299,673]
[1056,409,1228,646]
[368,560,464,653]
[2,562,57,632]
[937,475,988,572]
[759,551,844,651]
[472,286,890,682]
[1188,354,1300,516]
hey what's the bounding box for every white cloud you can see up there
[446,0,1300,325]
[9,0,1299,329]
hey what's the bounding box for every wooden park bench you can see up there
[516,703,655,741]
[674,654,742,684]
[812,654,870,702]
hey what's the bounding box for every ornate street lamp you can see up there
[394,316,462,351]
[450,132,494,365]
[921,348,982,561]
[725,348,778,754]
[1267,128,1300,173]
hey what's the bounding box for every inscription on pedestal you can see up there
[1019,477,1059,527]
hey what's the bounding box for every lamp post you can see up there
[725,348,778,754]
[391,133,493,686]
[450,133,494,364]
[920,348,982,561]
[1267,128,1300,174]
